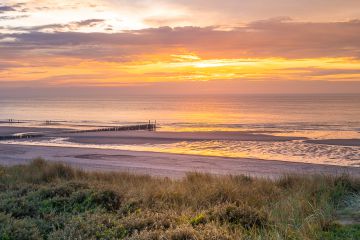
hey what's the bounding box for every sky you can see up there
[1,0,360,94]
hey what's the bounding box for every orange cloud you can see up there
[1,21,360,89]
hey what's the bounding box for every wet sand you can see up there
[0,126,69,136]
[58,130,305,145]
[305,139,360,146]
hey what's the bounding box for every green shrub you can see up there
[122,211,174,234]
[320,224,360,240]
[49,214,127,240]
[190,213,207,226]
[91,189,122,211]
[0,213,42,240]
[210,203,268,229]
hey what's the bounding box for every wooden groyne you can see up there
[0,119,22,124]
[68,122,157,134]
[0,121,157,141]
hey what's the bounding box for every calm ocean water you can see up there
[1,94,360,166]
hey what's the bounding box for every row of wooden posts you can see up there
[0,121,157,141]
[68,121,157,133]
[6,119,20,123]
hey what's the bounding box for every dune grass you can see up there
[0,159,359,240]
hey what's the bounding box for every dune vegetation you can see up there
[0,159,359,240]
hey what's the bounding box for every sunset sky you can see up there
[1,0,360,94]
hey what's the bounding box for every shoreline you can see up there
[0,143,359,178]
[1,126,359,146]
[0,125,359,178]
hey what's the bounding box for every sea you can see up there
[1,94,359,166]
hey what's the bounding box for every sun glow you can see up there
[2,53,360,86]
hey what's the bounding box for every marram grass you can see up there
[0,158,359,240]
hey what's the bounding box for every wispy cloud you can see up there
[0,2,27,13]
[9,19,105,32]
[0,5,16,13]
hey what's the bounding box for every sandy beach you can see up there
[1,143,360,178]
[0,125,359,178]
